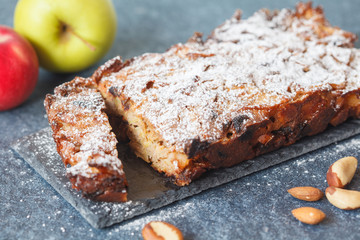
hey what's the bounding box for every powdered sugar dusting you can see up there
[99,6,360,151]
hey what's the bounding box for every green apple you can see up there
[14,0,117,73]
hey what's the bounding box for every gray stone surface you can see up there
[1,0,360,239]
[11,120,360,228]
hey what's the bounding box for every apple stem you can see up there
[60,22,96,51]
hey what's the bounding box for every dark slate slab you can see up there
[11,119,360,228]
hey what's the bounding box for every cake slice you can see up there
[44,77,127,202]
[93,2,360,186]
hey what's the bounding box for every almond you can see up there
[325,186,360,210]
[326,156,358,188]
[287,186,324,201]
[291,207,326,225]
[142,221,183,240]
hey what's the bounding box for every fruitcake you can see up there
[93,2,360,186]
[44,77,127,202]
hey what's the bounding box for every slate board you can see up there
[11,119,360,228]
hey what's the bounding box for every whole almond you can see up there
[325,186,360,210]
[287,186,324,201]
[142,221,183,240]
[326,156,358,188]
[291,207,326,225]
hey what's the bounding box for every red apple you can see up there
[0,25,39,111]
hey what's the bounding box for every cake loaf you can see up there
[45,77,128,202]
[93,2,360,186]
[46,2,360,199]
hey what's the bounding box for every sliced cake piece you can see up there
[44,77,127,202]
[93,3,360,186]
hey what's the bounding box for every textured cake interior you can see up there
[93,3,360,186]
